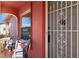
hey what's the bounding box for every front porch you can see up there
[0,1,45,58]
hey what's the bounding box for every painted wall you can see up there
[28,2,45,58]
[19,1,45,58]
[0,7,18,17]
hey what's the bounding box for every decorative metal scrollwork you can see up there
[57,12,66,58]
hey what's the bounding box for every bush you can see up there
[0,34,5,39]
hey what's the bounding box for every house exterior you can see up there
[0,1,79,58]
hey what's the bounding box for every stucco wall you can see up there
[19,1,45,58]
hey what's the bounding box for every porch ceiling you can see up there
[0,1,30,10]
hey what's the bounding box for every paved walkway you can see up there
[0,49,13,58]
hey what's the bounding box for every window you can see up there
[21,17,31,40]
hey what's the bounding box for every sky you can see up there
[0,13,31,27]
[0,13,8,23]
[22,17,31,27]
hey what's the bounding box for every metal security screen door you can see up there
[47,1,79,58]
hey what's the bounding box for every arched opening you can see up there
[0,13,18,57]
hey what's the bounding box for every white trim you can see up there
[48,30,79,32]
[57,2,58,57]
[61,1,62,58]
[20,9,31,17]
[2,13,18,20]
[66,1,67,57]
[71,1,72,58]
[53,3,55,58]
[45,1,48,58]
[77,1,78,58]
